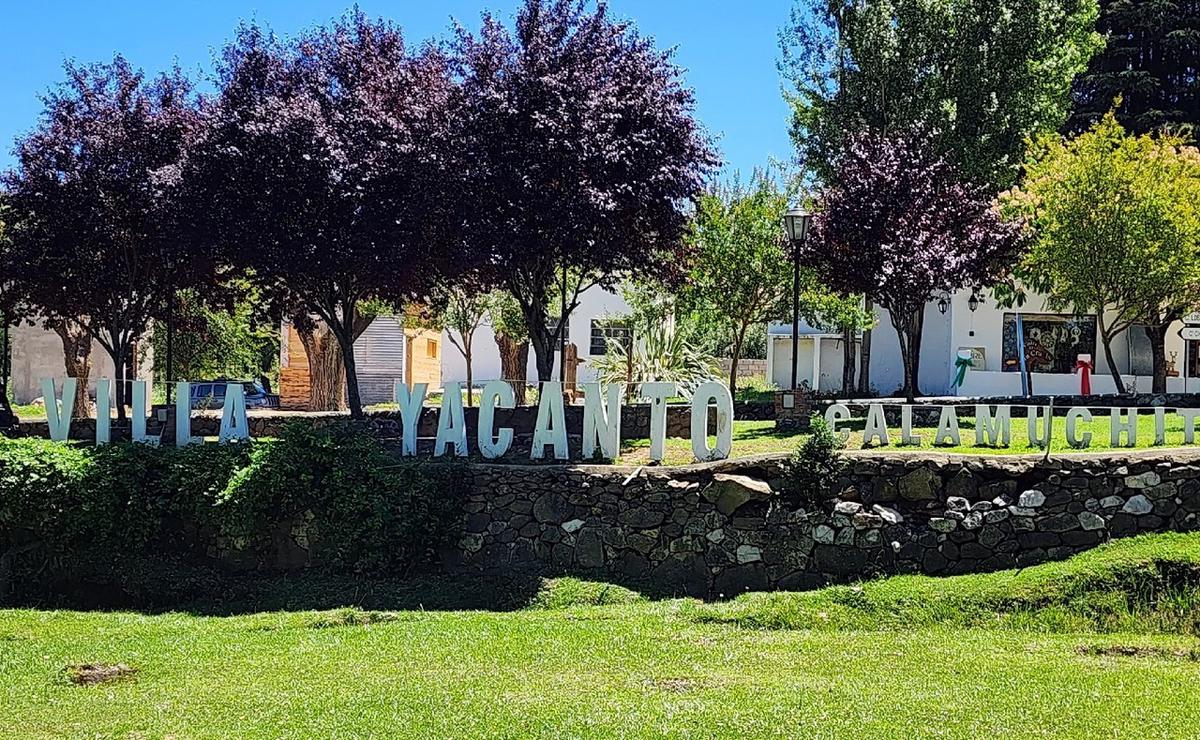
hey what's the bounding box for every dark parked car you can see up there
[189,380,279,410]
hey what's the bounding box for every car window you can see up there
[192,384,210,398]
[212,385,227,398]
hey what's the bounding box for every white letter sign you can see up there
[690,381,732,461]
[582,383,624,461]
[478,380,516,459]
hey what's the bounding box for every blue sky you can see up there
[0,0,797,179]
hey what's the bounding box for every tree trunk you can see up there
[529,325,556,382]
[107,341,129,422]
[1144,323,1171,394]
[123,343,137,419]
[298,323,347,412]
[1099,328,1126,394]
[841,327,856,396]
[728,326,746,397]
[53,322,92,419]
[496,333,529,405]
[889,306,925,402]
[465,343,474,408]
[857,298,873,395]
[335,326,363,420]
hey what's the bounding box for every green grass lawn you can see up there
[9,403,46,420]
[620,413,1200,466]
[3,534,1200,738]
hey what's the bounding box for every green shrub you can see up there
[733,375,777,402]
[0,438,251,596]
[0,425,466,602]
[782,414,846,507]
[219,423,466,574]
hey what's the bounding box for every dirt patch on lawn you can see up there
[1077,644,1200,661]
[64,662,139,686]
[307,607,403,629]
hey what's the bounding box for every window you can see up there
[590,319,632,356]
[426,338,438,357]
[1002,313,1096,373]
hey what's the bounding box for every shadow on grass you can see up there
[3,561,693,616]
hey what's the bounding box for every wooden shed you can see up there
[279,317,442,410]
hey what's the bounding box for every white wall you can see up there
[11,320,154,404]
[768,287,1200,399]
[441,285,632,387]
[949,289,1194,395]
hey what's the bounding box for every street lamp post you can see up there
[783,208,813,390]
[0,310,15,429]
[165,286,174,405]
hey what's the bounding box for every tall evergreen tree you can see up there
[1066,0,1200,134]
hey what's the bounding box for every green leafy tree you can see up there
[684,177,792,395]
[1066,0,1199,134]
[434,285,490,406]
[1005,110,1200,393]
[151,287,279,388]
[683,175,868,394]
[781,0,1103,189]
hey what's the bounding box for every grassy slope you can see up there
[3,535,1200,738]
[619,415,1200,465]
[691,533,1200,633]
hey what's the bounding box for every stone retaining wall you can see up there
[451,450,1200,596]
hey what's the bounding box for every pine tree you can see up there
[1066,0,1200,133]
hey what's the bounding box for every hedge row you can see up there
[0,424,466,604]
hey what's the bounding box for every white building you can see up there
[441,285,632,386]
[8,321,154,405]
[767,289,1200,397]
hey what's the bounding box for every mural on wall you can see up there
[1002,313,1096,373]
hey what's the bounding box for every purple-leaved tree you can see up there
[183,13,462,418]
[4,57,204,420]
[802,129,1025,400]
[451,0,717,383]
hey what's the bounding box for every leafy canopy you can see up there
[451,0,717,377]
[1005,111,1200,338]
[806,129,1025,322]
[1066,0,1200,134]
[184,13,460,339]
[3,56,203,359]
[781,0,1102,189]
[681,174,868,385]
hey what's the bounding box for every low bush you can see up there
[528,577,644,610]
[220,423,466,574]
[781,413,846,507]
[0,424,465,604]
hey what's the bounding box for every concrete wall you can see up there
[10,321,153,405]
[719,358,767,381]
